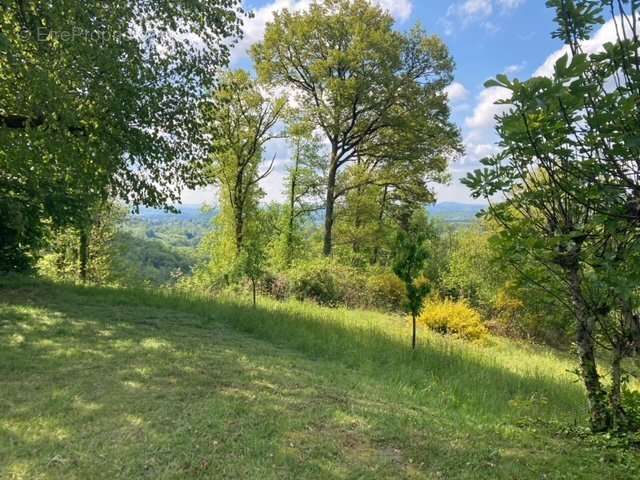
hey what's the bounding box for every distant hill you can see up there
[427,202,485,225]
[132,205,216,225]
[131,202,485,228]
[122,205,217,255]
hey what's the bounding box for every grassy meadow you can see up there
[1,276,638,479]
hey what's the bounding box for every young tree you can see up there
[252,0,460,256]
[38,201,127,284]
[203,70,286,254]
[275,120,326,267]
[240,219,269,307]
[393,211,431,350]
[1,0,245,269]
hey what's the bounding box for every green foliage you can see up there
[111,233,194,287]
[37,202,125,284]
[462,0,640,432]
[492,284,568,344]
[37,203,194,287]
[202,70,285,256]
[393,211,431,319]
[365,272,407,312]
[1,0,245,270]
[288,259,356,307]
[419,298,488,340]
[252,0,460,255]
[0,180,45,271]
[442,224,502,312]
[272,119,326,269]
[622,388,640,432]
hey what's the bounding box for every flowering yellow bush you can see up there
[419,298,488,340]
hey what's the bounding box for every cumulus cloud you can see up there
[445,81,470,103]
[231,0,413,63]
[464,86,511,131]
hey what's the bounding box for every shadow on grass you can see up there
[1,277,587,420]
[1,276,620,479]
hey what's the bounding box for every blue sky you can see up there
[182,0,612,206]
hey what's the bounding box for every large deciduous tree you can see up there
[251,0,460,256]
[0,0,245,270]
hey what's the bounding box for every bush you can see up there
[288,259,345,306]
[366,272,406,311]
[261,272,290,301]
[419,298,488,340]
[490,285,572,347]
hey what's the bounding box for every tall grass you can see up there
[2,275,591,426]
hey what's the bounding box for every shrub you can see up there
[419,298,488,340]
[491,285,572,347]
[288,259,344,306]
[261,272,290,301]
[366,272,406,311]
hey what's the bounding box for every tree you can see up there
[463,0,640,430]
[37,201,127,284]
[240,219,269,307]
[275,119,326,268]
[252,0,460,256]
[393,210,431,350]
[1,0,245,269]
[203,70,286,254]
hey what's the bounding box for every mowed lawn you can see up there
[1,278,638,479]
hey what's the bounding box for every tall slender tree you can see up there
[276,120,326,267]
[203,70,286,254]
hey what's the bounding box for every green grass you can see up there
[1,276,638,479]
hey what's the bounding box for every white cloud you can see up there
[504,62,526,75]
[534,16,622,78]
[496,0,524,9]
[232,0,413,63]
[445,81,470,103]
[464,86,511,131]
[376,0,413,20]
[442,0,524,34]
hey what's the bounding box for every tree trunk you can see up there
[609,345,627,430]
[286,145,299,266]
[371,186,388,264]
[235,206,244,254]
[323,146,339,257]
[78,228,89,283]
[412,313,417,350]
[568,267,610,431]
[251,278,257,307]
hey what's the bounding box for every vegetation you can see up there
[2,0,640,476]
[2,278,639,479]
[420,298,488,340]
[252,0,461,256]
[1,0,244,271]
[464,0,640,432]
